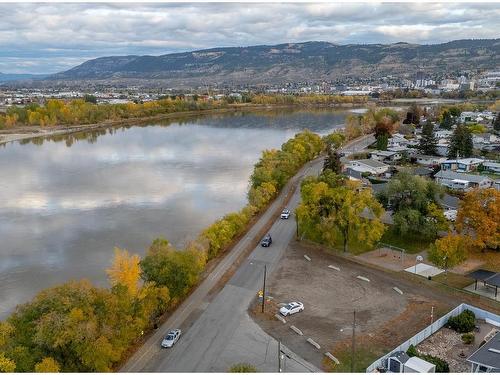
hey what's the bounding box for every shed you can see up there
[403,356,436,373]
[387,351,410,373]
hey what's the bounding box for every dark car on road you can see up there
[261,234,272,247]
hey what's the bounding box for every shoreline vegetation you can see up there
[0,120,360,372]
[0,94,369,145]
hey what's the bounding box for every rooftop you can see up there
[351,159,388,168]
[442,158,484,165]
[435,170,492,184]
[467,331,500,370]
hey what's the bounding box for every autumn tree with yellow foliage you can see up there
[297,170,385,253]
[456,188,500,251]
[107,247,141,295]
[35,357,60,373]
[428,233,470,269]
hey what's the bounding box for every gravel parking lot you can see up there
[250,240,461,371]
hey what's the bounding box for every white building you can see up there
[346,159,389,175]
[434,170,493,191]
[370,150,403,163]
[483,161,500,174]
[415,155,447,167]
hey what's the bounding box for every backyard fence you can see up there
[365,303,500,372]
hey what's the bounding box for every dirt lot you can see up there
[249,240,486,372]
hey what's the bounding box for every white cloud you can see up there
[0,2,498,73]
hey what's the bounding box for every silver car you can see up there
[161,329,181,348]
[279,301,304,316]
[280,209,291,219]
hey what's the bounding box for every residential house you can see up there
[434,170,493,191]
[434,130,453,140]
[440,158,484,173]
[388,134,410,149]
[460,111,496,124]
[436,139,450,156]
[473,133,500,152]
[483,161,500,174]
[467,331,500,372]
[346,159,389,175]
[415,155,447,168]
[370,150,403,163]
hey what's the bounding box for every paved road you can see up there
[121,134,374,373]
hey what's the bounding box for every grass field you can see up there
[379,228,433,254]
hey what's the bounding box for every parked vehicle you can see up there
[280,209,291,219]
[261,234,272,247]
[161,329,181,348]
[279,301,304,316]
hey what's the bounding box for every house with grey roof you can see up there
[483,161,500,175]
[370,150,403,163]
[467,331,500,372]
[415,155,447,168]
[346,159,389,176]
[434,170,493,191]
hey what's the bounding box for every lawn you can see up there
[433,272,474,289]
[379,227,433,254]
[323,341,381,373]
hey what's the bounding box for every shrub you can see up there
[422,354,450,373]
[229,363,258,372]
[406,345,450,373]
[447,310,475,333]
[462,332,474,344]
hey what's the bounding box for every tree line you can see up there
[0,129,326,372]
[0,94,369,129]
[0,97,226,128]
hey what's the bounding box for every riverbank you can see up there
[0,102,363,145]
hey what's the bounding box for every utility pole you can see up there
[261,264,267,313]
[351,310,356,373]
[430,306,434,324]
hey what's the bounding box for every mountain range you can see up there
[21,39,500,87]
[0,72,47,83]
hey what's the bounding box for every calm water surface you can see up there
[0,109,350,318]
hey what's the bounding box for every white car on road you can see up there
[161,329,181,348]
[280,209,291,219]
[279,301,304,316]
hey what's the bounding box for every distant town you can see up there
[0,69,498,109]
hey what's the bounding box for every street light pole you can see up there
[261,264,267,313]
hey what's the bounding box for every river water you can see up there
[0,108,350,319]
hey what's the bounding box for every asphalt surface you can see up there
[121,134,374,373]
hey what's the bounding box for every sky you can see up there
[0,2,499,74]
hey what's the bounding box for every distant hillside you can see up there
[0,72,47,83]
[48,39,500,87]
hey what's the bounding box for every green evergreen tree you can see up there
[494,114,500,132]
[440,111,453,129]
[418,120,438,155]
[448,124,473,158]
[376,133,388,150]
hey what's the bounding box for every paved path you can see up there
[121,134,374,372]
